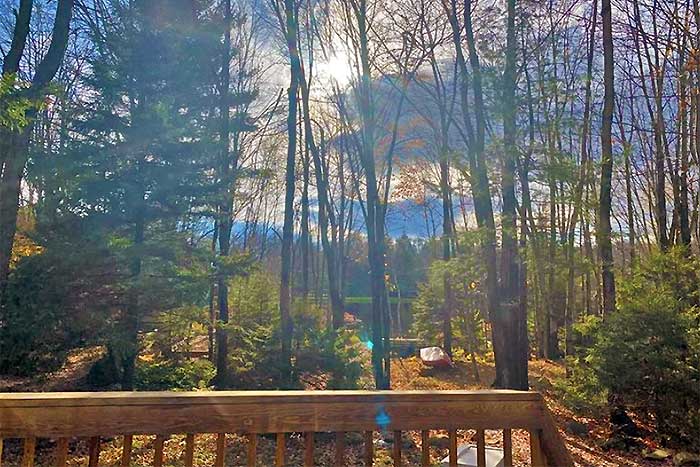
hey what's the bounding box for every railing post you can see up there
[530,429,547,467]
[420,430,430,467]
[364,431,374,467]
[246,434,256,467]
[87,437,100,467]
[392,430,401,466]
[215,433,226,467]
[184,434,194,467]
[476,429,486,467]
[276,433,286,467]
[21,437,36,467]
[502,428,513,467]
[448,429,458,467]
[121,435,133,467]
[304,432,314,467]
[55,438,69,467]
[153,435,166,467]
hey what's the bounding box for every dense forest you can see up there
[1,0,699,464]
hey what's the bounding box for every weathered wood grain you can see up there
[476,429,485,467]
[448,429,457,467]
[539,403,573,466]
[275,433,285,467]
[393,430,401,466]
[0,391,544,437]
[420,430,430,467]
[363,431,373,467]
[55,438,68,467]
[503,428,513,467]
[246,434,256,467]
[184,434,194,467]
[303,432,314,467]
[0,390,572,466]
[215,433,225,467]
[120,434,132,467]
[334,431,345,467]
[21,437,35,467]
[87,437,99,467]
[153,435,165,467]
[530,429,546,467]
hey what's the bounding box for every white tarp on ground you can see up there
[419,346,452,367]
[439,444,505,467]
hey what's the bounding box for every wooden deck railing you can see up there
[0,390,572,466]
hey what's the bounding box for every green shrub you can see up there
[296,327,366,389]
[134,359,215,391]
[0,229,117,375]
[145,305,209,359]
[554,357,607,414]
[584,248,700,449]
[590,292,699,448]
[412,241,486,354]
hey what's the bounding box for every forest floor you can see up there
[0,347,686,466]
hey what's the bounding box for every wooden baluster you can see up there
[121,435,133,467]
[55,438,69,467]
[476,429,486,467]
[529,429,546,467]
[276,433,286,467]
[246,434,256,467]
[420,430,430,467]
[392,431,401,467]
[88,437,100,467]
[215,433,226,467]
[335,431,345,467]
[502,429,513,467]
[448,430,457,467]
[184,434,194,467]
[153,435,166,467]
[303,432,314,467]
[364,431,373,467]
[21,437,36,467]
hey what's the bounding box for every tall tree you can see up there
[599,0,616,315]
[0,0,74,302]
[274,0,301,379]
[497,0,528,390]
[213,0,233,387]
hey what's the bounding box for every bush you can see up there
[134,358,215,391]
[412,241,487,354]
[0,224,118,375]
[296,327,366,389]
[553,356,607,414]
[583,248,700,449]
[590,291,699,448]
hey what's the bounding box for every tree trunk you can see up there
[213,0,233,388]
[565,0,597,357]
[0,0,74,304]
[440,153,453,356]
[599,0,616,316]
[278,0,300,381]
[298,75,344,329]
[300,137,310,297]
[121,206,145,390]
[352,0,390,389]
[496,0,528,390]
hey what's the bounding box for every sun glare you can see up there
[317,51,354,87]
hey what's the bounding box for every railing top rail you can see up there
[0,389,541,407]
[0,389,547,437]
[0,389,572,466]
